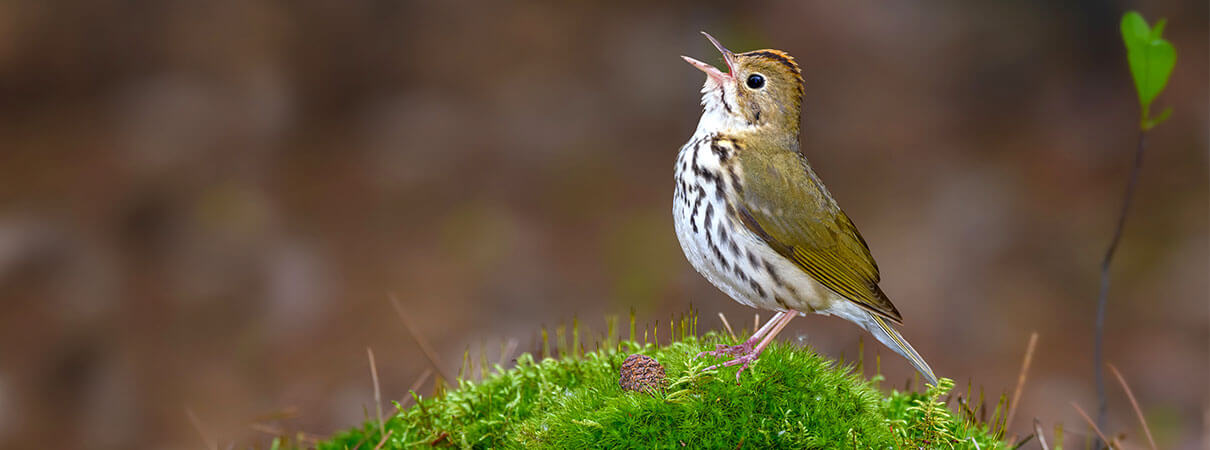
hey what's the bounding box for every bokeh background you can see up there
[0,1,1206,448]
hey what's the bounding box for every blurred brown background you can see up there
[0,1,1206,449]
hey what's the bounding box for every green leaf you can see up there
[1120,11,1177,129]
[1120,12,1149,44]
[1137,39,1176,107]
[1149,19,1167,41]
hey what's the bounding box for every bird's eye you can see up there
[746,74,766,89]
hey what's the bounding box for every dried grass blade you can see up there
[1109,364,1158,450]
[1071,401,1113,448]
[1006,332,1038,431]
[717,312,737,342]
[367,347,385,436]
[389,294,452,381]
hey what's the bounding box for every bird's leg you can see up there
[698,311,785,359]
[708,311,796,382]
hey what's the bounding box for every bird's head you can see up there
[683,32,804,135]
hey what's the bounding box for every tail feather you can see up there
[867,314,939,386]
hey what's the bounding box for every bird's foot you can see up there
[695,342,753,360]
[706,350,755,382]
[700,346,763,383]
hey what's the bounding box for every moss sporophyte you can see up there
[317,335,1003,449]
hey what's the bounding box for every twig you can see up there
[717,312,737,342]
[186,408,219,450]
[250,407,299,423]
[1006,332,1038,431]
[1071,401,1114,449]
[249,420,279,435]
[1109,364,1158,450]
[248,423,324,444]
[1095,131,1147,444]
[1034,418,1049,450]
[249,423,283,435]
[1008,433,1034,449]
[389,294,452,381]
[367,348,385,437]
[410,368,433,392]
[372,429,394,450]
[396,368,434,412]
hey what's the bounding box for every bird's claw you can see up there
[703,354,758,382]
[699,344,760,383]
[695,343,753,359]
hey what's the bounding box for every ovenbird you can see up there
[675,32,938,385]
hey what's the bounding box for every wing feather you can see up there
[734,146,903,323]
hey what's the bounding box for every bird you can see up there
[674,32,938,385]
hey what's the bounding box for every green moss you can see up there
[318,335,1004,449]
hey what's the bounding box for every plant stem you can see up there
[1094,131,1146,447]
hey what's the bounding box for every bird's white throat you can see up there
[693,80,750,136]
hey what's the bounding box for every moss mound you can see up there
[317,335,1003,449]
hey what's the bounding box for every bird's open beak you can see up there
[682,31,735,84]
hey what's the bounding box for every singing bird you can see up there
[674,32,938,385]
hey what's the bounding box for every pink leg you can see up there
[746,311,786,346]
[741,313,795,361]
[697,311,785,359]
[708,312,797,382]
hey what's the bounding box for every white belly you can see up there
[673,133,838,314]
